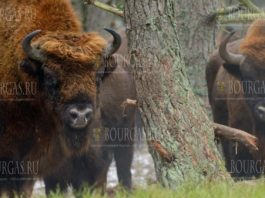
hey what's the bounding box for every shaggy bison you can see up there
[0,0,121,196]
[207,19,265,178]
[44,46,137,194]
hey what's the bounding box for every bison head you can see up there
[20,29,121,150]
[219,32,265,124]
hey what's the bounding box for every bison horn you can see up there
[219,31,244,66]
[103,28,122,57]
[22,30,46,62]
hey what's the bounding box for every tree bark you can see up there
[125,0,230,189]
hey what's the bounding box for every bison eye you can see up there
[20,59,35,75]
[43,68,60,89]
[45,73,59,87]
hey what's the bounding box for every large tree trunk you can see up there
[125,0,230,188]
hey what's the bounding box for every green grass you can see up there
[43,180,265,198]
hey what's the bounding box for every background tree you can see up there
[220,0,265,35]
[124,0,230,188]
[71,0,123,34]
[224,0,264,6]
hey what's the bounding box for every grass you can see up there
[35,180,265,198]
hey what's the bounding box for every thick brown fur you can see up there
[0,0,108,196]
[0,0,107,100]
[240,19,265,64]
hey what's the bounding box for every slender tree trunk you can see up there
[125,0,230,188]
[220,0,265,41]
[224,0,265,7]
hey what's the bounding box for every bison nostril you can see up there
[67,106,93,129]
[70,112,78,120]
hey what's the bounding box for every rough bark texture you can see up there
[125,0,230,189]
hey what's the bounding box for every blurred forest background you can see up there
[71,0,124,33]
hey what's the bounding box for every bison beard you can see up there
[207,19,265,179]
[0,0,122,196]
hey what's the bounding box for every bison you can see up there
[207,19,265,178]
[43,33,138,194]
[0,0,121,196]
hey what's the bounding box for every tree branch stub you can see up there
[214,123,258,154]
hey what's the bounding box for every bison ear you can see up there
[223,63,241,79]
[20,58,44,80]
[20,59,38,76]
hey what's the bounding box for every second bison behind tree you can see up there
[207,19,265,179]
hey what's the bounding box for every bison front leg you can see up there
[0,158,35,198]
[17,180,35,198]
[44,176,68,196]
[226,101,259,179]
[113,143,133,189]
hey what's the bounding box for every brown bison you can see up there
[43,32,138,193]
[44,54,137,194]
[0,0,121,196]
[207,19,265,178]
